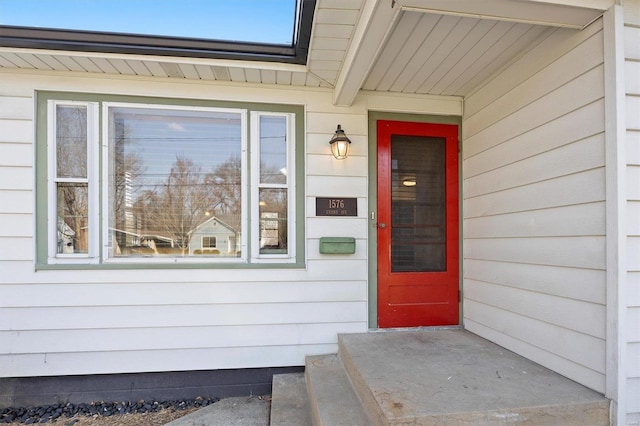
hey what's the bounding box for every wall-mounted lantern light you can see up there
[329,124,351,160]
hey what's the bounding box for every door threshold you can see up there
[367,325,463,333]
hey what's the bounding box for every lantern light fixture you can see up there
[329,124,351,160]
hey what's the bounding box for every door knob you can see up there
[379,223,386,228]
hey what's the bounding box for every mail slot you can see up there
[319,237,356,254]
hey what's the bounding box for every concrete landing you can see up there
[338,329,610,425]
[165,396,270,426]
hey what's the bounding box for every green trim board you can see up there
[35,91,306,270]
[367,111,462,329]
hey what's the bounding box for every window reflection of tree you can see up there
[116,155,242,257]
[56,106,88,254]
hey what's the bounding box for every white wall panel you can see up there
[464,301,606,377]
[0,143,32,167]
[0,167,32,190]
[0,191,32,214]
[464,169,605,218]
[464,237,606,269]
[464,64,604,159]
[627,14,640,420]
[464,202,605,238]
[465,316,606,393]
[0,96,32,119]
[0,71,371,378]
[465,280,605,339]
[306,153,368,176]
[464,259,605,304]
[0,344,339,378]
[0,119,32,143]
[464,29,604,138]
[464,100,605,179]
[0,237,32,261]
[464,134,604,198]
[0,322,367,354]
[465,21,602,118]
[0,214,32,237]
[628,131,640,166]
[462,19,607,393]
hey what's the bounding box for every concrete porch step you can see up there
[271,329,609,425]
[338,329,610,425]
[269,373,312,426]
[305,354,367,425]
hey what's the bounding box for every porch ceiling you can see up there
[0,0,612,105]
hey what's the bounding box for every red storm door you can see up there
[377,120,459,328]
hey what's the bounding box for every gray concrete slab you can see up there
[270,373,312,426]
[338,329,609,425]
[306,354,368,426]
[165,396,270,426]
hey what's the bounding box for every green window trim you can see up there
[35,91,306,270]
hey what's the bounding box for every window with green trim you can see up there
[37,92,304,268]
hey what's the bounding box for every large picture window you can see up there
[38,93,303,267]
[106,105,244,260]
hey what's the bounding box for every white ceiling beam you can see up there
[332,0,402,106]
[395,0,609,29]
[522,0,616,10]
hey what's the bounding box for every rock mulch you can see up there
[0,397,219,424]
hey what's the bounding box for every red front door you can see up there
[377,120,459,328]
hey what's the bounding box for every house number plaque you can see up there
[316,197,357,216]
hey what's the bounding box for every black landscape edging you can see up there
[0,396,219,424]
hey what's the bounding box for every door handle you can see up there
[378,223,386,228]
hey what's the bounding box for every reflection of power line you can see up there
[116,137,243,141]
[132,183,241,188]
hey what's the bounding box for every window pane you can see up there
[391,136,446,272]
[108,107,242,258]
[260,116,287,185]
[56,182,88,254]
[56,105,87,179]
[259,188,288,254]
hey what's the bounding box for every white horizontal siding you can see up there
[0,322,367,355]
[465,259,605,305]
[462,18,607,393]
[0,344,339,378]
[0,67,463,378]
[0,70,376,377]
[625,0,640,421]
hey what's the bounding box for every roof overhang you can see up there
[393,0,611,29]
[333,0,615,106]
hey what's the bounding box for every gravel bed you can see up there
[0,397,219,424]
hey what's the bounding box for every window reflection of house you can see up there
[57,218,75,254]
[110,228,177,256]
[189,216,239,256]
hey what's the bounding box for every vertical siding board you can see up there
[625,4,640,420]
[463,21,607,393]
